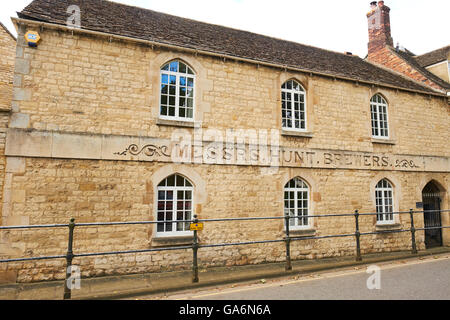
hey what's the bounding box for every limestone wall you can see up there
[9,27,450,157]
[0,24,15,225]
[426,61,450,83]
[1,22,449,283]
[0,157,448,282]
[0,24,15,112]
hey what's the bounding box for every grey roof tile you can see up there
[18,0,442,94]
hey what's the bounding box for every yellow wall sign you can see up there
[190,223,204,231]
[25,31,41,47]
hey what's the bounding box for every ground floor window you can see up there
[284,177,310,229]
[375,179,394,224]
[157,174,193,235]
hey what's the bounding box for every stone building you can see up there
[416,46,450,82]
[0,0,448,283]
[415,46,450,84]
[0,22,16,224]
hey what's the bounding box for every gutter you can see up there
[12,17,447,99]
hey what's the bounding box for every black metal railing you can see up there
[0,209,448,299]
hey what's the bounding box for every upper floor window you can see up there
[284,177,310,229]
[375,179,394,224]
[281,80,306,131]
[370,94,389,138]
[157,174,193,236]
[160,60,195,121]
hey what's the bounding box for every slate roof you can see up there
[17,0,443,95]
[415,46,450,68]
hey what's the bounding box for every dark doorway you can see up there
[422,182,443,248]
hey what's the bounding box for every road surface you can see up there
[132,254,450,300]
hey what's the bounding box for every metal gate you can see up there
[422,183,443,248]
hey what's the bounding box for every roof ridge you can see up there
[415,45,450,58]
[414,45,450,68]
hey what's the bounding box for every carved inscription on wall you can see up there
[6,129,447,172]
[114,142,425,171]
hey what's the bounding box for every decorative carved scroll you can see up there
[395,159,420,168]
[114,144,171,157]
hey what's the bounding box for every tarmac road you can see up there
[139,254,450,300]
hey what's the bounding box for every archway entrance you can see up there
[422,182,443,248]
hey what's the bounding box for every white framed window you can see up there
[375,179,394,224]
[281,80,306,131]
[284,177,310,229]
[157,174,193,236]
[370,94,389,138]
[160,60,195,121]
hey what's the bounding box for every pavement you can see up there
[157,254,450,300]
[0,246,449,300]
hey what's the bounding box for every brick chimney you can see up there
[367,1,394,58]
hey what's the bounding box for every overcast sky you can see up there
[1,0,449,57]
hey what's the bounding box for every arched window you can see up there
[375,179,394,223]
[281,80,306,131]
[157,174,193,235]
[284,177,310,228]
[160,60,195,120]
[370,94,389,138]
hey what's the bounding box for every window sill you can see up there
[371,138,396,145]
[156,118,195,128]
[375,223,402,231]
[281,130,314,138]
[284,228,316,237]
[151,234,194,247]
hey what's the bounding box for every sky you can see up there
[1,0,449,57]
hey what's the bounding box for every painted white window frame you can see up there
[284,178,311,230]
[375,179,395,225]
[156,175,194,237]
[370,94,390,139]
[281,80,307,132]
[159,60,196,122]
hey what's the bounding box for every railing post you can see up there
[354,210,362,261]
[63,218,75,300]
[284,212,292,271]
[409,209,418,254]
[192,215,199,283]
